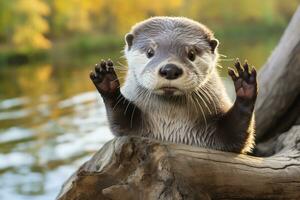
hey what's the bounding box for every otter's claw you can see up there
[228,59,257,102]
[90,59,120,96]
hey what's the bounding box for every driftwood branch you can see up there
[57,6,300,200]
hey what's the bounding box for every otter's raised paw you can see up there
[228,59,257,102]
[90,59,120,97]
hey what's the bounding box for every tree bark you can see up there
[57,6,300,200]
[255,6,300,142]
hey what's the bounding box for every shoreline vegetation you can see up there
[1,0,297,67]
[0,0,299,68]
[0,23,285,67]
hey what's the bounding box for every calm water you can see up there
[0,34,280,199]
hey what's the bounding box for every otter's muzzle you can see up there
[159,64,183,80]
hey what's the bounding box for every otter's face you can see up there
[122,17,219,97]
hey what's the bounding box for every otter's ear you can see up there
[209,39,219,53]
[125,33,134,50]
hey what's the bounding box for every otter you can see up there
[90,17,258,154]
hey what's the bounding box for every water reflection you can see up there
[0,34,280,199]
[0,83,114,199]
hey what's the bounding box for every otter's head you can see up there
[122,17,219,99]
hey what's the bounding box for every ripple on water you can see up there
[0,127,34,143]
[0,97,30,110]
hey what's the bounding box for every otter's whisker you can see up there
[112,78,120,82]
[190,93,208,134]
[117,61,128,68]
[112,94,125,111]
[124,100,131,115]
[130,105,136,128]
[219,58,235,61]
[193,91,212,115]
[218,54,228,58]
[201,87,217,115]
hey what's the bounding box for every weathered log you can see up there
[255,6,300,142]
[57,127,300,200]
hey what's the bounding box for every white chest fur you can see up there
[140,102,216,147]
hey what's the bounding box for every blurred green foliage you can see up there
[0,0,299,64]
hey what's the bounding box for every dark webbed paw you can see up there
[228,59,258,103]
[90,59,120,97]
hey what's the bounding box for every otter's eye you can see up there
[187,49,196,61]
[146,48,154,58]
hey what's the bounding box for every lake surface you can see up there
[0,33,281,199]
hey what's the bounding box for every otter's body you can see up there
[127,70,230,147]
[90,17,257,153]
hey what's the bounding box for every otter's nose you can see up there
[159,64,183,80]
